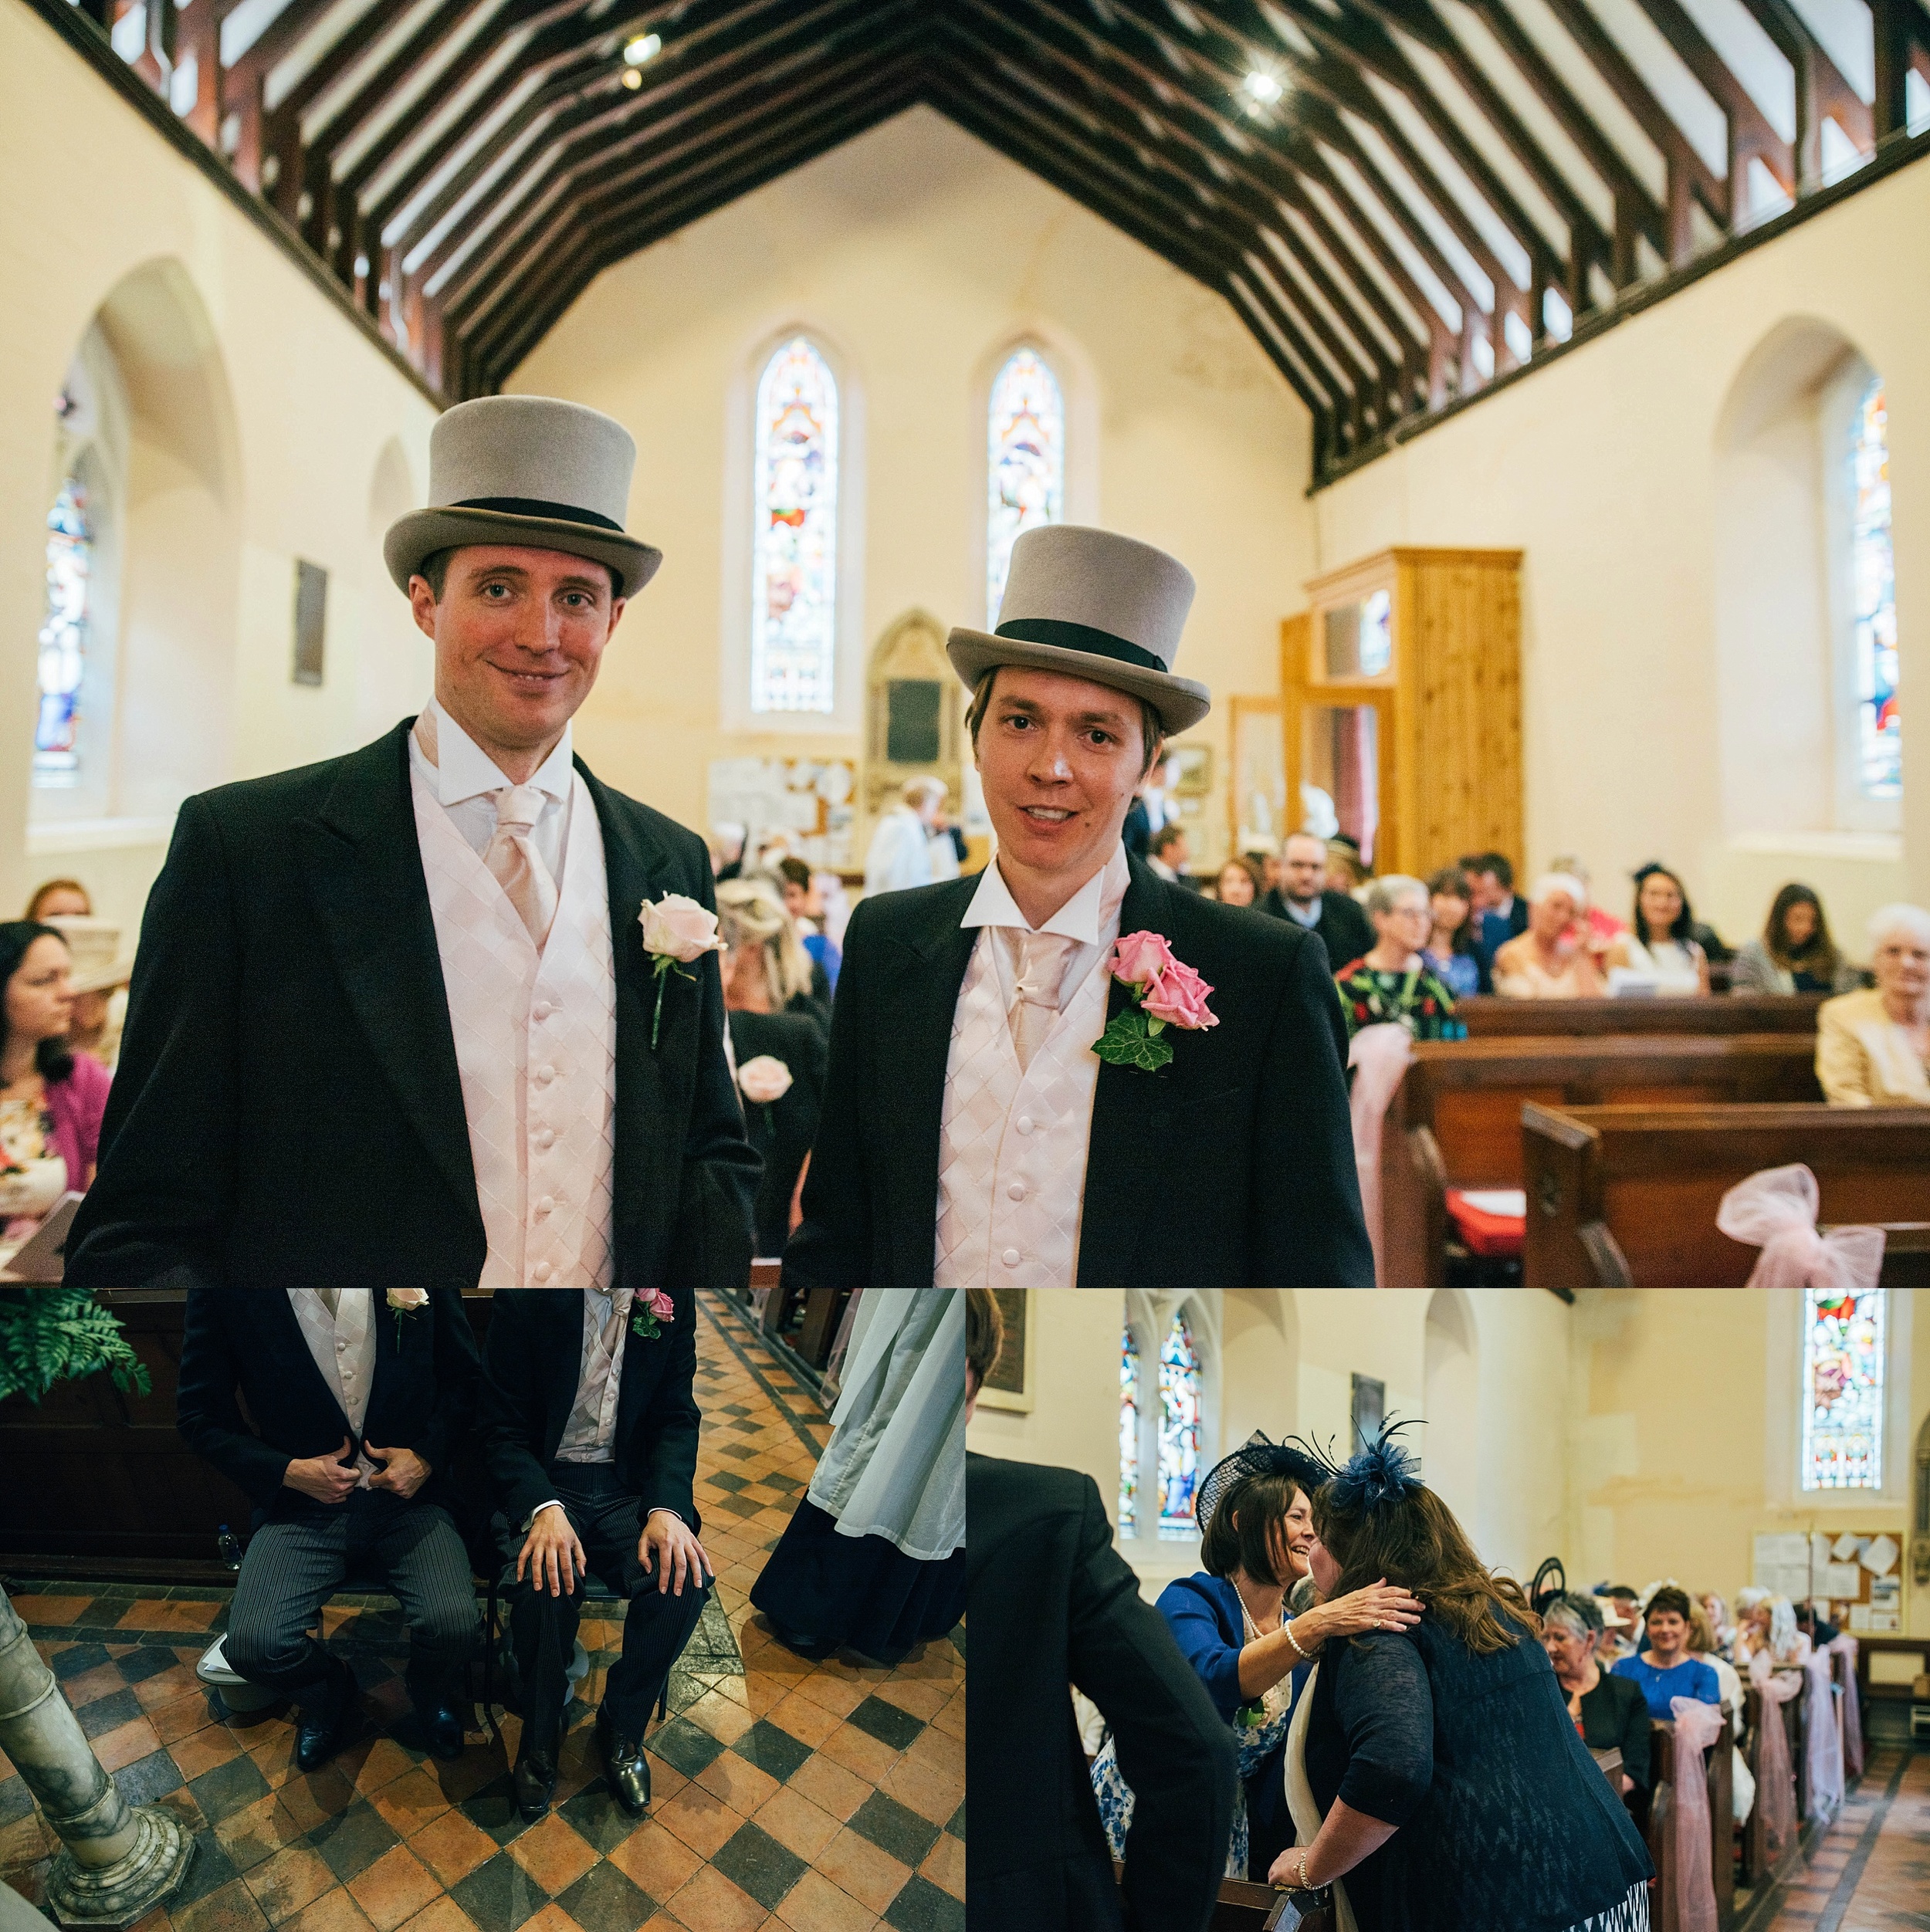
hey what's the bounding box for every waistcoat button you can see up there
[1001,1248,1021,1268]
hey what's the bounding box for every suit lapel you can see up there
[879,884,980,1281]
[298,729,478,1223]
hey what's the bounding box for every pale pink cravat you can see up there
[413,709,558,949]
[1009,931,1078,1072]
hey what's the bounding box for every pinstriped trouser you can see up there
[225,1492,479,1710]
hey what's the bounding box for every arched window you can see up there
[986,347,1065,625]
[1802,1289,1887,1489]
[1119,1324,1139,1533]
[35,476,91,786]
[1158,1311,1202,1536]
[751,337,838,713]
[1848,379,1899,800]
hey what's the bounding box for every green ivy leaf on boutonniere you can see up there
[1092,1007,1174,1071]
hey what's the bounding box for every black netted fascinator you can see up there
[1196,1430,1332,1534]
[1326,1419,1425,1515]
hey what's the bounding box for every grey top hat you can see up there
[948,523,1210,736]
[382,396,662,598]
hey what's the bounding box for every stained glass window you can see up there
[1849,380,1899,800]
[986,348,1065,625]
[751,337,838,713]
[1801,1289,1886,1490]
[1119,1324,1139,1533]
[35,477,90,787]
[1158,1311,1201,1537]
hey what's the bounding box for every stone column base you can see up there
[42,1805,193,1930]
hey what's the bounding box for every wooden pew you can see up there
[1520,1105,1930,1288]
[1459,993,1823,1037]
[1645,1708,1733,1932]
[1115,1866,1330,1931]
[1378,1036,1820,1287]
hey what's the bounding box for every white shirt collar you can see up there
[423,692,574,809]
[961,841,1131,943]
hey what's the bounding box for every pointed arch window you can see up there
[751,337,838,713]
[1158,1312,1202,1536]
[35,477,91,786]
[1801,1289,1887,1489]
[1119,1324,1140,1533]
[1848,380,1898,799]
[986,347,1065,625]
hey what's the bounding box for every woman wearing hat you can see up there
[783,523,1373,1288]
[1271,1430,1653,1932]
[1090,1435,1422,1882]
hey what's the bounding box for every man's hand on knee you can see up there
[282,1437,360,1507]
[639,1511,713,1598]
[518,1506,587,1599]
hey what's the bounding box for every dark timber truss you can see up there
[37,0,1930,481]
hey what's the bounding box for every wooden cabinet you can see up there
[1282,547,1522,880]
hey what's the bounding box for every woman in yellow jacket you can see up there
[1816,905,1930,1105]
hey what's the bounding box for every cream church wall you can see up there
[510,107,1315,862]
[0,1,437,938]
[1311,155,1930,946]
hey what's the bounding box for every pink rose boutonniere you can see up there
[1092,930,1219,1071]
[386,1287,429,1347]
[639,895,725,1051]
[631,1290,677,1341]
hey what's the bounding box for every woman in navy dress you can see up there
[1089,1435,1422,1880]
[1272,1429,1654,1932]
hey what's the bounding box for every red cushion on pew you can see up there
[1445,1186,1525,1258]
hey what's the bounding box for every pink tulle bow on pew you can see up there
[1827,1634,1863,1779]
[1803,1649,1844,1818]
[1664,1697,1729,1932]
[1748,1651,1803,1864]
[1348,1022,1413,1287]
[1715,1164,1885,1288]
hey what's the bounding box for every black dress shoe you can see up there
[293,1658,355,1774]
[596,1707,651,1818]
[764,1619,837,1662]
[513,1746,557,1822]
[418,1699,466,1762]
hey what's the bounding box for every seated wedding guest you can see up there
[1268,1431,1651,1930]
[1492,875,1609,999]
[1091,1436,1422,1882]
[1793,1600,1839,1649]
[968,1325,1234,1932]
[1466,852,1529,970]
[776,856,841,993]
[1334,877,1468,1040]
[1817,904,1930,1105]
[1326,837,1370,895]
[1148,821,1192,884]
[1732,885,1861,995]
[1539,1593,1650,1811]
[482,1289,715,1823]
[753,1287,963,1665]
[1549,856,1627,948]
[1732,1586,1800,1666]
[1215,854,1265,908]
[24,879,91,922]
[1421,868,1481,999]
[1261,830,1373,966]
[718,875,828,1030]
[1688,1597,1756,1822]
[1699,1590,1738,1654]
[1603,863,1711,994]
[0,922,110,1265]
[1611,1585,1721,1719]
[177,1289,482,1771]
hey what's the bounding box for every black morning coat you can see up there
[174,1286,481,1521]
[479,1289,703,1538]
[966,1453,1234,1932]
[64,719,760,1291]
[781,852,1374,1287]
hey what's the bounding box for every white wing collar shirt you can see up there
[934,842,1130,1287]
[412,692,574,880]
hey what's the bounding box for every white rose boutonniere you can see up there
[736,1054,793,1136]
[386,1287,429,1347]
[638,895,725,1050]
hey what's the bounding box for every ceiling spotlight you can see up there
[1243,69,1283,104]
[621,66,642,88]
[623,32,661,65]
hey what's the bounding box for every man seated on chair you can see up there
[175,1288,484,1772]
[482,1287,714,1823]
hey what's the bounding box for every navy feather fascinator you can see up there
[1326,1419,1425,1514]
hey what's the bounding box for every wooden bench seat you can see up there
[1521,1104,1930,1288]
[1378,1036,1821,1287]
[1458,993,1824,1037]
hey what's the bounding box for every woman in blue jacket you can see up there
[1091,1435,1422,1880]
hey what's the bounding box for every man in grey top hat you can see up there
[68,394,760,1296]
[783,523,1372,1288]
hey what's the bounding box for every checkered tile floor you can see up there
[0,1291,964,1932]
